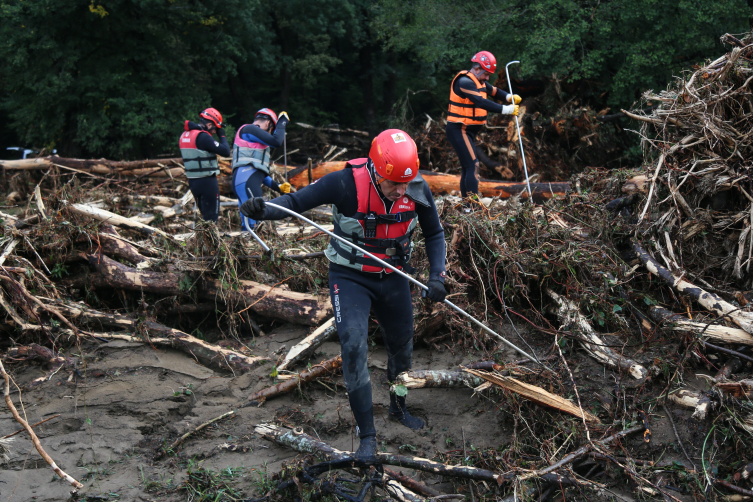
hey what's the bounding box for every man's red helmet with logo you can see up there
[471,51,497,73]
[199,108,223,128]
[369,129,419,183]
[255,108,279,126]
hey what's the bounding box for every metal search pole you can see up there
[266,202,550,371]
[505,61,533,203]
[245,218,271,254]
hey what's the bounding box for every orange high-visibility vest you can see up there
[447,71,487,126]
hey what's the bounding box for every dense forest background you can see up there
[0,0,751,161]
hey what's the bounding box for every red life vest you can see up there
[179,129,219,178]
[327,159,418,273]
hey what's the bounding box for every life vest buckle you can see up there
[385,248,397,256]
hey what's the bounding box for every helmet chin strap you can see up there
[367,159,389,201]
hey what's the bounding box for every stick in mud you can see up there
[277,317,337,372]
[158,410,234,458]
[247,354,342,405]
[0,360,83,490]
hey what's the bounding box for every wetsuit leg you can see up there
[233,166,266,231]
[371,272,414,383]
[445,122,480,197]
[188,175,219,222]
[329,263,376,439]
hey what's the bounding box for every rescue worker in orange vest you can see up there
[178,108,231,222]
[240,129,447,460]
[446,51,521,199]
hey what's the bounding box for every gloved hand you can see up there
[507,94,522,104]
[502,104,520,116]
[240,197,266,219]
[278,111,290,122]
[278,182,292,194]
[421,280,447,303]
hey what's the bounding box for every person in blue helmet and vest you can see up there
[239,129,447,461]
[179,108,231,222]
[232,108,292,230]
[446,51,521,199]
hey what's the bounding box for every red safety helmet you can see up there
[199,107,223,128]
[255,108,279,126]
[369,129,419,183]
[471,51,497,73]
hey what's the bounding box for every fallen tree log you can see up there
[255,423,577,486]
[276,317,336,371]
[632,242,753,333]
[247,355,342,405]
[648,307,753,346]
[716,379,753,398]
[49,300,267,373]
[65,253,330,326]
[391,370,486,391]
[69,203,171,239]
[286,162,570,201]
[464,369,601,422]
[546,288,648,379]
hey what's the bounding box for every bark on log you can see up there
[277,317,337,371]
[49,300,267,373]
[66,253,330,326]
[648,307,753,346]
[464,369,600,422]
[668,389,711,420]
[546,288,648,379]
[716,380,753,398]
[286,162,569,201]
[97,232,153,266]
[248,355,342,404]
[633,242,753,333]
[391,370,486,392]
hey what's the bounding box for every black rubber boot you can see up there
[352,405,377,461]
[355,435,377,461]
[389,394,425,430]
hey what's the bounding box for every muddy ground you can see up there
[0,318,712,502]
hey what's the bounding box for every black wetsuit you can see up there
[446,76,510,196]
[185,121,231,222]
[258,168,446,438]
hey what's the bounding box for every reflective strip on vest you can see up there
[179,130,219,179]
[232,126,271,175]
[447,71,487,126]
[325,163,418,273]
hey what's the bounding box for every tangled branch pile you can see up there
[626,32,753,290]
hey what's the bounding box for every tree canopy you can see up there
[0,0,749,159]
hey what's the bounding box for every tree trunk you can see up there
[65,253,331,326]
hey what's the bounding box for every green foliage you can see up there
[374,0,751,109]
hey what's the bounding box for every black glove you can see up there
[240,197,266,219]
[422,280,447,303]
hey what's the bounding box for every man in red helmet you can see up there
[232,108,292,231]
[447,51,522,199]
[240,129,447,460]
[179,108,230,222]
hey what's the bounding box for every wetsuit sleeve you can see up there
[259,169,357,220]
[455,76,506,114]
[194,130,231,157]
[415,183,447,282]
[486,83,511,103]
[239,119,287,148]
[264,176,283,193]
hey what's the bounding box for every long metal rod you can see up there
[266,202,549,370]
[505,61,533,202]
[245,218,271,253]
